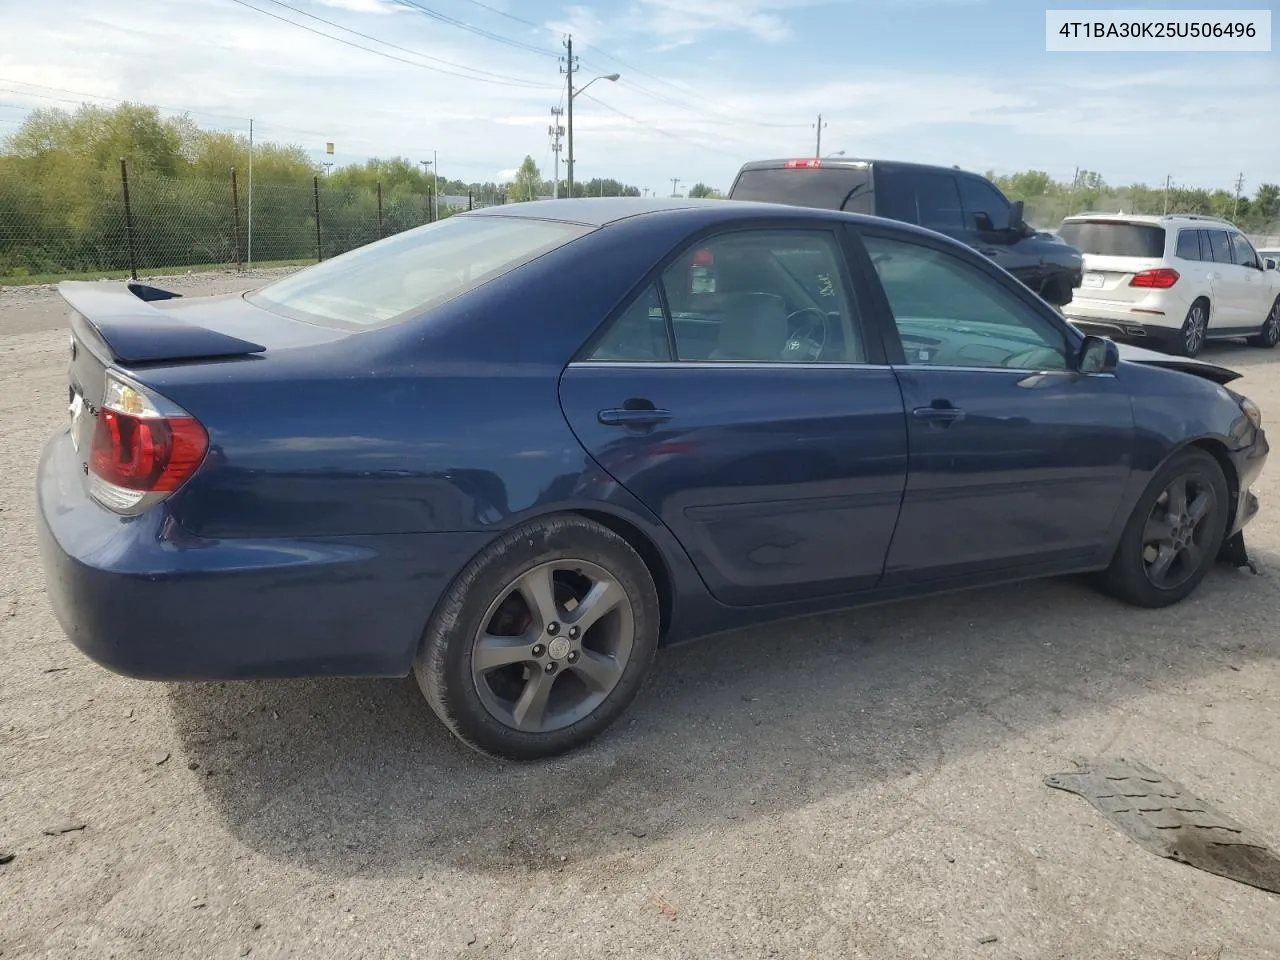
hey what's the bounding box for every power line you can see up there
[576,46,807,130]
[395,0,560,59]
[456,0,545,31]
[0,79,251,124]
[224,0,555,88]
[244,0,549,87]
[577,92,743,161]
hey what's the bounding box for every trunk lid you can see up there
[60,280,348,464]
[1058,220,1168,305]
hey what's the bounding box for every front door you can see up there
[853,229,1135,586]
[559,226,909,607]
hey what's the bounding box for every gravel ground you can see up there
[3,278,1280,959]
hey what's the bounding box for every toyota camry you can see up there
[37,198,1269,760]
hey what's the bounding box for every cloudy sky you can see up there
[0,0,1275,192]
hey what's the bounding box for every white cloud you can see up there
[314,0,404,13]
[0,0,1275,194]
[635,0,793,44]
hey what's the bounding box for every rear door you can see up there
[559,223,909,607]
[849,225,1134,585]
[1203,228,1248,327]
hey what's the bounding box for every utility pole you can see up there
[1067,166,1079,216]
[1233,171,1245,219]
[1163,174,1172,215]
[813,113,826,159]
[549,106,564,198]
[670,177,681,198]
[322,162,333,177]
[561,35,578,195]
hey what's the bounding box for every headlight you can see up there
[1239,396,1262,431]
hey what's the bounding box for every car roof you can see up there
[735,157,983,178]
[1061,212,1240,228]
[460,194,937,235]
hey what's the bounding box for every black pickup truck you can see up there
[727,158,1084,306]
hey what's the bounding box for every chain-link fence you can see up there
[0,161,507,284]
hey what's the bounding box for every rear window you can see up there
[247,215,592,328]
[1057,221,1165,257]
[729,167,872,212]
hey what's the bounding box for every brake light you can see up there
[1130,268,1179,289]
[783,159,821,169]
[88,373,208,514]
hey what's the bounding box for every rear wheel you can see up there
[1097,448,1229,608]
[1177,300,1209,357]
[1247,296,1280,348]
[414,514,660,760]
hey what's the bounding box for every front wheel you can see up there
[1096,448,1229,608]
[414,514,660,760]
[1247,296,1280,349]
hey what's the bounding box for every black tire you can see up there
[1176,299,1209,357]
[1246,296,1280,349]
[414,514,660,760]
[1098,448,1229,608]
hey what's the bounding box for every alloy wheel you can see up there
[1266,303,1280,345]
[470,559,635,733]
[1141,474,1218,590]
[1183,305,1206,355]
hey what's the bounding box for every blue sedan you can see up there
[37,198,1269,760]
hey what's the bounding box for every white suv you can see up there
[1058,213,1280,357]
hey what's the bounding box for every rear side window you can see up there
[728,167,871,211]
[1057,221,1165,257]
[957,177,1012,232]
[1175,229,1202,261]
[586,284,671,361]
[248,215,592,328]
[1205,230,1233,263]
[876,169,964,231]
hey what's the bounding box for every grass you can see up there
[0,258,313,288]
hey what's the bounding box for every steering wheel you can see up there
[1004,346,1067,371]
[780,307,831,361]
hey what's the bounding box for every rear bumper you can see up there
[36,431,489,680]
[1065,295,1187,343]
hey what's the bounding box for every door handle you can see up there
[912,404,966,425]
[598,407,673,427]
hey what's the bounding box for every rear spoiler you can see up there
[58,281,266,365]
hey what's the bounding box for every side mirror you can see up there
[1265,258,1277,271]
[1009,199,1025,227]
[1077,334,1119,374]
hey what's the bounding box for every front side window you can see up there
[957,177,1012,232]
[863,234,1069,370]
[248,215,592,328]
[661,230,865,363]
[1230,233,1259,268]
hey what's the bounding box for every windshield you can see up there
[1058,221,1165,258]
[729,167,872,212]
[248,215,593,328]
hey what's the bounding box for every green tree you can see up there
[687,182,722,199]
[511,155,542,202]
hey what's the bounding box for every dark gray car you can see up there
[727,158,1085,306]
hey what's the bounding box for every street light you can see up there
[419,152,438,221]
[567,71,619,196]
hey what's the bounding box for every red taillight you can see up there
[90,410,207,491]
[1130,267,1179,289]
[692,248,714,266]
[87,373,208,513]
[783,159,821,169]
